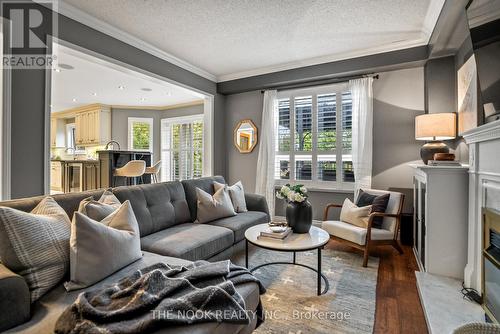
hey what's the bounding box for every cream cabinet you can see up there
[50,161,63,192]
[50,117,66,148]
[75,106,111,146]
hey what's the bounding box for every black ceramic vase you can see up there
[286,200,313,233]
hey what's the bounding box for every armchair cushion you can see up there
[356,189,403,233]
[322,220,393,245]
[356,190,390,228]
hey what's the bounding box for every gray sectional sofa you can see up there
[0,176,269,334]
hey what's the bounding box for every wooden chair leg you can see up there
[393,240,404,254]
[363,244,370,267]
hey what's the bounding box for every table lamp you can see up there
[415,113,456,164]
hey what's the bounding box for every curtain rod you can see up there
[260,73,379,93]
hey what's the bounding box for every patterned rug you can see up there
[231,244,379,334]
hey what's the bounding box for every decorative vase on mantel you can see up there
[285,200,313,233]
[276,184,313,234]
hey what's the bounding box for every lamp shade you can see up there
[415,113,456,141]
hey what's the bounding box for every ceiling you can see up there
[61,0,445,82]
[51,44,204,112]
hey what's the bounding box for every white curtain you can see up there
[255,90,278,218]
[349,77,373,191]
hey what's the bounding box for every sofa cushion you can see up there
[322,220,393,245]
[65,201,142,291]
[195,186,236,223]
[113,182,191,237]
[207,211,269,242]
[140,223,234,261]
[0,197,71,302]
[182,176,226,221]
[5,251,260,334]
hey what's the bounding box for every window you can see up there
[275,84,354,190]
[161,115,203,181]
[128,117,154,151]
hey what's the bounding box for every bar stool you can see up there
[144,160,161,183]
[113,160,146,186]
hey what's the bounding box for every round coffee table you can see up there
[244,224,330,295]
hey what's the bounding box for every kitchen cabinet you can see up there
[50,118,66,148]
[75,106,111,146]
[50,161,63,192]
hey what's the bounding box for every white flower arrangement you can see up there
[276,184,308,203]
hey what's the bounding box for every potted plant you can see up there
[276,184,312,233]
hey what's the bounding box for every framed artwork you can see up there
[457,55,478,135]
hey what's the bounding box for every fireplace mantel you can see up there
[462,120,500,292]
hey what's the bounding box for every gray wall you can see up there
[425,56,457,114]
[225,67,424,220]
[111,104,203,164]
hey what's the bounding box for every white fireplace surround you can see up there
[462,120,500,292]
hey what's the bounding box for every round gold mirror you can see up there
[234,119,258,153]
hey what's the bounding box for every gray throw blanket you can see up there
[55,260,266,334]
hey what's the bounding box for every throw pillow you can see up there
[65,200,142,291]
[0,197,71,302]
[355,190,390,228]
[195,186,236,223]
[339,198,372,228]
[78,189,121,221]
[214,181,248,213]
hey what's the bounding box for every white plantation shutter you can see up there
[161,115,204,182]
[275,83,356,190]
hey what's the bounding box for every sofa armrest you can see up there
[0,263,30,332]
[245,193,269,216]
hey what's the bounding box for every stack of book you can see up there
[427,160,462,167]
[257,227,292,241]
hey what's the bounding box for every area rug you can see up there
[231,245,379,334]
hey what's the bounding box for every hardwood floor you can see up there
[324,239,428,334]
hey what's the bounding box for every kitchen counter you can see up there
[51,159,99,163]
[96,150,152,155]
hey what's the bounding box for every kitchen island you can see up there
[97,150,152,187]
[50,159,100,193]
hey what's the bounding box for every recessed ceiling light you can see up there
[141,88,152,92]
[91,92,97,96]
[72,98,77,102]
[118,85,125,90]
[58,63,74,70]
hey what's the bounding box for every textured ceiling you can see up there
[62,0,443,81]
[51,44,202,112]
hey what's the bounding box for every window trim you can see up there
[128,117,154,152]
[275,83,354,191]
[160,114,204,181]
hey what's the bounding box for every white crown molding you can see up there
[51,1,217,82]
[421,0,446,41]
[217,37,428,82]
[47,0,444,84]
[462,120,500,144]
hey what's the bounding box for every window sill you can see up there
[274,184,354,194]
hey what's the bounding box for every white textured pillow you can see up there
[214,181,248,213]
[78,189,121,221]
[65,200,142,291]
[340,198,372,228]
[195,186,236,223]
[0,197,71,302]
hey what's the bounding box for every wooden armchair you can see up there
[321,189,405,267]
